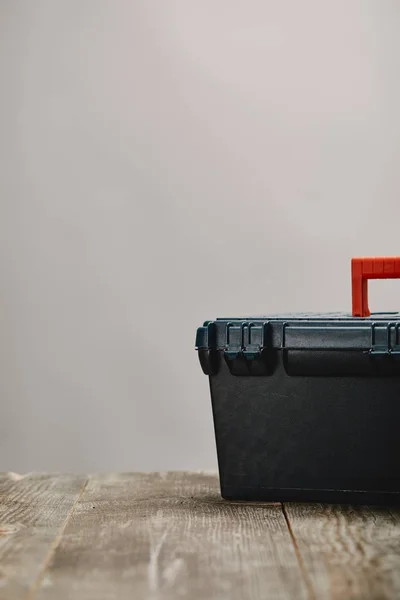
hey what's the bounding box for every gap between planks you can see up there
[281,503,316,600]
[26,477,89,600]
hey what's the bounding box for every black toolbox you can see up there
[196,257,400,504]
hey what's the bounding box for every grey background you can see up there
[1,1,400,472]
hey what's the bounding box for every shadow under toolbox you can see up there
[196,257,400,504]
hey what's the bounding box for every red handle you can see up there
[352,257,400,317]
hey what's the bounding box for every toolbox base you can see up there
[222,487,400,505]
[210,356,400,505]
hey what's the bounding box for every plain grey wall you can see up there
[1,0,400,472]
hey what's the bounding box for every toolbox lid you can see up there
[196,257,400,375]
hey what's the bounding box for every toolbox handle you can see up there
[352,257,400,317]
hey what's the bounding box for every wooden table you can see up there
[1,472,400,600]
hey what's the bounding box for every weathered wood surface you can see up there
[284,503,400,600]
[0,473,400,600]
[35,472,307,600]
[0,473,87,600]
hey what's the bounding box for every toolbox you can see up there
[196,257,400,504]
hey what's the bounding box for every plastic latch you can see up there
[224,322,269,360]
[223,322,270,375]
[369,322,400,357]
[352,257,400,317]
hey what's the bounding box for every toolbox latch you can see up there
[223,322,271,375]
[369,322,400,357]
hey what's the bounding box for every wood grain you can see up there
[35,472,308,600]
[3,473,399,600]
[284,503,400,600]
[0,472,87,600]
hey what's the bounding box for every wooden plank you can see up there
[283,503,400,600]
[35,472,309,600]
[0,472,87,600]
